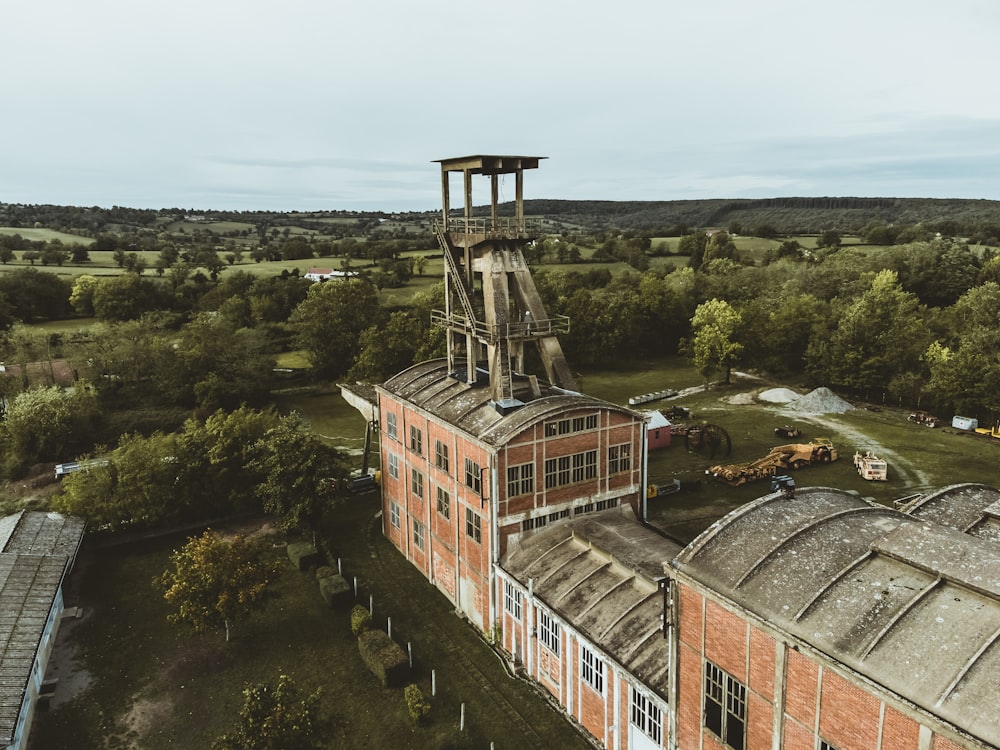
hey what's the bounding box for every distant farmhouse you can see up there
[303,267,356,282]
[342,156,1000,749]
[0,511,85,750]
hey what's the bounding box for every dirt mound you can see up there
[785,387,854,415]
[758,388,800,403]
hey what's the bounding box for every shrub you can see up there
[315,565,336,579]
[350,604,372,636]
[404,683,430,724]
[357,629,409,688]
[319,573,351,607]
[286,542,322,571]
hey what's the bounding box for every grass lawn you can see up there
[32,500,592,749]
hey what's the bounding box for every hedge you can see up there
[358,629,409,688]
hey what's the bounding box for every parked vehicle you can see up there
[708,439,837,486]
[853,450,888,481]
[907,410,940,428]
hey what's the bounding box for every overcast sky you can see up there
[3,0,999,212]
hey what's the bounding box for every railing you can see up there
[431,309,569,342]
[437,217,543,238]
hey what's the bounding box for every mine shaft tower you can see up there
[433,155,578,411]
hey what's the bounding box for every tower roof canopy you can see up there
[434,155,545,174]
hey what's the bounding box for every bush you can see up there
[404,683,430,724]
[350,604,371,636]
[357,629,409,688]
[319,573,351,607]
[286,541,322,571]
[315,565,336,579]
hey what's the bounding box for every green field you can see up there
[0,227,94,245]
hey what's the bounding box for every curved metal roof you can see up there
[899,483,1000,542]
[380,359,640,445]
[673,487,1000,747]
[501,508,682,698]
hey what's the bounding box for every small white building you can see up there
[303,268,355,282]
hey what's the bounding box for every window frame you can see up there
[580,643,605,694]
[465,507,482,544]
[388,500,400,529]
[464,457,482,495]
[387,452,399,480]
[411,468,424,499]
[435,439,449,472]
[412,518,425,550]
[409,424,422,455]
[436,486,450,519]
[631,687,663,745]
[609,443,631,474]
[503,580,522,621]
[385,411,398,440]
[538,608,560,656]
[704,660,747,750]
[506,462,534,497]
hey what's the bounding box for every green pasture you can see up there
[0,227,94,245]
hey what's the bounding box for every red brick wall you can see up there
[818,668,881,749]
[881,704,921,748]
[748,626,775,697]
[677,642,703,750]
[784,647,819,729]
[933,735,966,749]
[704,598,747,682]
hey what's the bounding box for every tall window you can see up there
[412,519,425,550]
[388,500,400,529]
[504,580,522,620]
[631,688,663,745]
[580,644,604,694]
[411,468,424,499]
[609,443,631,473]
[538,609,560,656]
[409,425,422,455]
[465,508,481,543]
[704,661,746,750]
[387,452,399,480]
[465,458,482,495]
[436,486,450,519]
[544,450,596,489]
[385,411,398,440]
[507,463,534,497]
[435,440,449,472]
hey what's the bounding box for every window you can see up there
[411,469,424,499]
[465,508,482,543]
[389,500,400,529]
[522,516,547,531]
[631,688,663,745]
[704,661,746,750]
[595,498,619,511]
[544,414,598,436]
[412,519,425,550]
[574,502,594,516]
[548,509,569,522]
[506,463,534,497]
[538,609,560,656]
[571,451,597,482]
[435,440,449,472]
[504,580,522,620]
[609,443,631,473]
[580,644,604,693]
[387,452,399,480]
[409,425,422,455]
[820,743,839,750]
[436,486,450,519]
[385,411,398,440]
[465,458,482,495]
[545,450,596,489]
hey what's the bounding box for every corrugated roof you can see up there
[0,511,85,744]
[673,487,1000,747]
[380,359,638,445]
[501,507,682,697]
[900,483,1000,541]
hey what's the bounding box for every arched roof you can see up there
[501,507,682,697]
[380,359,641,445]
[673,487,1000,747]
[899,483,1000,542]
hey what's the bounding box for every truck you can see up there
[708,439,837,486]
[853,450,888,481]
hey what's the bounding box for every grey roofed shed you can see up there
[673,486,1000,748]
[500,506,682,697]
[0,511,85,746]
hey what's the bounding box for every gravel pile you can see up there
[758,387,800,403]
[785,387,854,414]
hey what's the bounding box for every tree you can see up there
[2,384,98,469]
[70,275,100,317]
[157,530,273,643]
[686,298,743,385]
[91,274,170,321]
[291,278,382,378]
[248,416,349,537]
[818,269,929,391]
[212,674,327,750]
[0,267,73,322]
[349,311,424,381]
[816,229,841,248]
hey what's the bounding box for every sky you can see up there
[3,0,1000,212]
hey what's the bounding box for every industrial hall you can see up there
[347,156,1000,750]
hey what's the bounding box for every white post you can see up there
[353,576,358,597]
[432,669,437,696]
[460,703,465,732]
[387,617,392,639]
[408,642,413,668]
[369,594,373,614]
[337,558,342,574]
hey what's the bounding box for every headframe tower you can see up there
[432,155,578,412]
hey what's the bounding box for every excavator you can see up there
[708,439,837,486]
